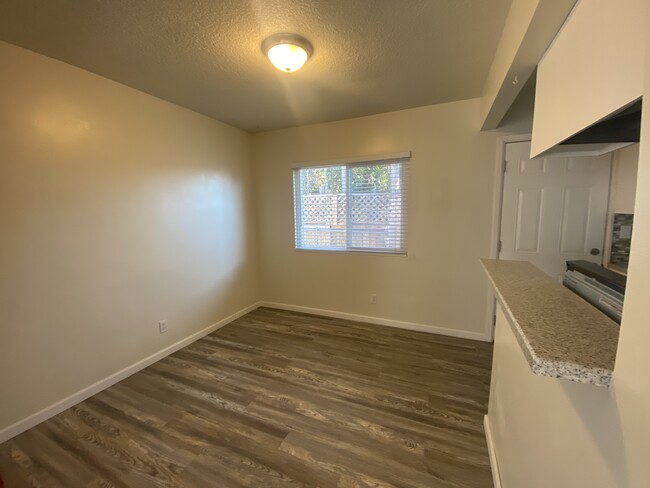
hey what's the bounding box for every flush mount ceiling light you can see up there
[262,33,313,73]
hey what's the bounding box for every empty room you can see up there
[0,1,649,487]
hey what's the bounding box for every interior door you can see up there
[499,141,611,281]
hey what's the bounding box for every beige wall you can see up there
[604,144,639,265]
[480,0,539,127]
[495,72,536,135]
[489,306,636,487]
[479,0,576,130]
[611,13,650,482]
[0,42,258,432]
[531,0,645,156]
[252,99,503,338]
[487,5,649,486]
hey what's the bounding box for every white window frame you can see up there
[292,152,410,255]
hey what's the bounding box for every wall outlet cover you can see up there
[158,320,168,334]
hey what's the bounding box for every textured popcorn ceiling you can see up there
[0,0,511,132]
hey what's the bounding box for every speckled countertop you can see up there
[481,259,619,387]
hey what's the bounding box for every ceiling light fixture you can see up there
[262,33,313,73]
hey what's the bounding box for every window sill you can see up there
[294,248,407,257]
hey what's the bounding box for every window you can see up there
[293,157,409,254]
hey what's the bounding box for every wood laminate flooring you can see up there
[0,307,494,487]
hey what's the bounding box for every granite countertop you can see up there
[481,259,619,387]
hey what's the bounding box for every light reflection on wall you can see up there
[158,169,247,285]
[33,103,91,145]
[162,168,249,321]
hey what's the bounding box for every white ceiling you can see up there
[0,0,512,132]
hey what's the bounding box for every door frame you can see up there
[483,134,532,342]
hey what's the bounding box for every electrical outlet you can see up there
[371,294,378,304]
[158,320,168,334]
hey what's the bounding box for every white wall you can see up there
[252,99,504,339]
[487,5,650,485]
[0,42,259,434]
[609,144,639,215]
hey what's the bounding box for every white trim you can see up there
[0,302,262,444]
[483,134,533,342]
[490,133,532,261]
[537,142,634,159]
[294,247,407,257]
[484,414,503,488]
[293,151,411,168]
[259,301,490,342]
[1,300,489,444]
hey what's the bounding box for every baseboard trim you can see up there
[0,302,261,444]
[484,414,502,488]
[1,301,488,444]
[259,301,490,342]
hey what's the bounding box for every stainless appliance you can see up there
[563,260,626,324]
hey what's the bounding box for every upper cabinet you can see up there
[531,0,645,158]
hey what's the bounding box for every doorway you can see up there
[498,141,612,281]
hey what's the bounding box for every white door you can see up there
[500,141,611,281]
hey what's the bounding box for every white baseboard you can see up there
[484,414,502,488]
[259,301,490,342]
[0,302,261,444]
[1,300,488,444]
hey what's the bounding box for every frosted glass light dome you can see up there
[262,34,313,73]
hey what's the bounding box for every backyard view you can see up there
[294,162,407,252]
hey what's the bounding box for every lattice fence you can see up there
[351,194,392,224]
[300,193,403,249]
[302,193,397,225]
[301,194,346,225]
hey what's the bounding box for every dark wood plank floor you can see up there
[0,307,494,487]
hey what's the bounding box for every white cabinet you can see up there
[530,0,645,158]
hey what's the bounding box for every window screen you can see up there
[293,159,408,253]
